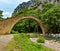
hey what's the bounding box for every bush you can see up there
[11,30,19,34]
[26,34,30,38]
[37,36,45,43]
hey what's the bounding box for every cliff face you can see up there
[12,0,60,15]
[13,0,36,15]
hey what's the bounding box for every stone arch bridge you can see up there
[0,16,47,34]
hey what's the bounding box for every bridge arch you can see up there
[0,16,47,34]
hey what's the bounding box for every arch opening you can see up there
[11,19,42,33]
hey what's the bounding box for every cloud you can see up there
[0,0,18,4]
[0,0,30,18]
[0,0,29,4]
[17,0,30,3]
[0,0,12,4]
[3,12,11,18]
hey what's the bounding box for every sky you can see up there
[0,0,29,18]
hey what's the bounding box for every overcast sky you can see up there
[0,0,29,18]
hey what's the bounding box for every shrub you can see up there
[11,30,19,34]
[37,36,45,43]
[26,34,30,38]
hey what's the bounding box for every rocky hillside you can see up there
[12,0,60,15]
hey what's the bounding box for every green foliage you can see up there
[42,4,54,13]
[41,5,60,33]
[0,10,3,20]
[6,33,54,51]
[11,19,41,33]
[11,30,19,34]
[11,3,60,34]
[37,36,45,43]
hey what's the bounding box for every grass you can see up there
[5,33,54,51]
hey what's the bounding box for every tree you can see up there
[41,5,60,33]
[0,10,3,20]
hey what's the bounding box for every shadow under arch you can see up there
[0,16,47,34]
